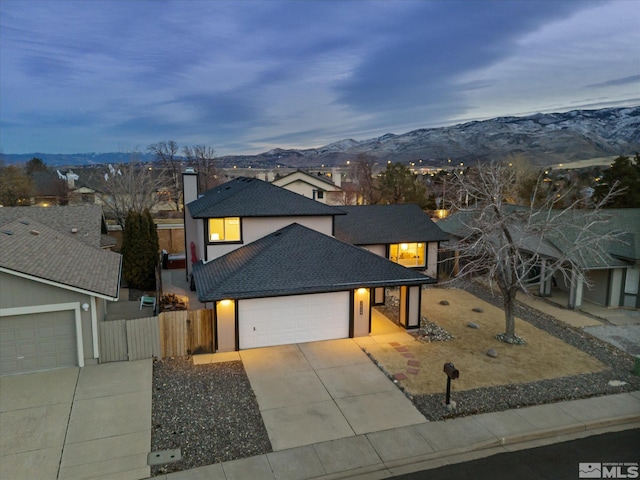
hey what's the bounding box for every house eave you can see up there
[197,277,433,303]
[0,266,120,301]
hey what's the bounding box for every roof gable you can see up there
[334,204,449,245]
[272,170,342,191]
[187,177,343,218]
[0,219,121,299]
[192,223,433,301]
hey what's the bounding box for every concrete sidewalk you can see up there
[154,391,640,480]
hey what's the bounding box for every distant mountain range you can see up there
[2,106,639,168]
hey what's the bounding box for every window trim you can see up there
[206,217,243,244]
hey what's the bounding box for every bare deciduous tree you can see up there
[445,160,622,344]
[349,154,379,204]
[148,140,182,210]
[99,151,165,231]
[182,145,220,192]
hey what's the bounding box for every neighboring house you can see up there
[438,208,640,310]
[183,173,436,350]
[0,218,122,375]
[334,204,449,278]
[271,169,348,205]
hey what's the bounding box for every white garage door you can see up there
[0,311,77,375]
[238,292,350,349]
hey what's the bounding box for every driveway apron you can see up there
[239,338,427,451]
[0,359,152,480]
[0,367,79,480]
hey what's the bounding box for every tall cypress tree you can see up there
[122,209,159,290]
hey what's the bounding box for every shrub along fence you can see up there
[99,309,214,363]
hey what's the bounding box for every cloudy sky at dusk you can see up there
[1,0,638,155]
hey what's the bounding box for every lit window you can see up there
[389,243,425,267]
[208,217,241,242]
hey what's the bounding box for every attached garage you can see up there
[0,310,77,375]
[238,292,350,349]
[1,218,122,376]
[194,223,436,352]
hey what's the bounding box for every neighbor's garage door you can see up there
[0,311,77,375]
[238,292,350,349]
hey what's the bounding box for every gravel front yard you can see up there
[150,358,271,476]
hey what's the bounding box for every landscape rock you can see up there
[607,380,627,387]
[472,307,484,313]
[468,322,479,329]
[486,349,498,358]
[439,300,450,306]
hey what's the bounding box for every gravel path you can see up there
[150,358,271,476]
[412,282,640,421]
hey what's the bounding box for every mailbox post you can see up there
[443,362,459,406]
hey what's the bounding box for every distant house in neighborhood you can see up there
[183,173,437,351]
[334,204,449,278]
[0,211,122,375]
[437,208,640,310]
[271,169,349,205]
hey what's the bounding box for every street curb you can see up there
[311,416,640,480]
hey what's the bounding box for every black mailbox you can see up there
[443,362,459,379]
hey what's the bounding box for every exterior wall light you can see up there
[81,303,90,312]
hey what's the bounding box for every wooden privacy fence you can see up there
[98,309,214,363]
[159,309,214,357]
[99,316,161,363]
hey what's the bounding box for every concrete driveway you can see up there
[0,360,152,480]
[239,338,428,451]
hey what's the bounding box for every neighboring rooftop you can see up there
[187,177,343,218]
[0,204,109,249]
[334,204,449,245]
[193,223,434,302]
[0,218,122,299]
[438,207,640,269]
[272,169,342,189]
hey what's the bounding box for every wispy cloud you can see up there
[0,0,638,154]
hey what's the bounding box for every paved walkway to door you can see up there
[239,333,427,451]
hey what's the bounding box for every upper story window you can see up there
[389,243,425,268]
[208,217,241,243]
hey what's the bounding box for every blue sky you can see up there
[1,0,638,155]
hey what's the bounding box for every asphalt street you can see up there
[392,429,640,480]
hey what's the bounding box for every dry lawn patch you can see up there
[365,288,607,395]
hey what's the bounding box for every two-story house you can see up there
[183,172,437,351]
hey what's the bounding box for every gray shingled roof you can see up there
[334,204,449,245]
[192,223,434,302]
[187,177,343,218]
[0,205,107,249]
[0,219,122,299]
[438,207,640,269]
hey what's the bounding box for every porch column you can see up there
[539,260,552,297]
[568,268,583,310]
